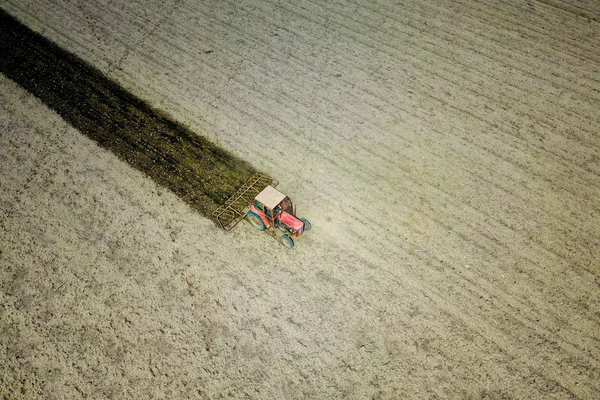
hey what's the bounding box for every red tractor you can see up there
[212,173,311,248]
[246,185,311,248]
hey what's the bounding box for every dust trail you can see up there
[0,9,257,217]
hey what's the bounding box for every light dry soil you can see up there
[1,0,600,398]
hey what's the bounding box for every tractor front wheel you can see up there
[300,218,312,232]
[281,234,295,248]
[246,211,266,231]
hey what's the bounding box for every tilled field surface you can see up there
[1,0,599,398]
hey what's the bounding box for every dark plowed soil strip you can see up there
[0,9,258,217]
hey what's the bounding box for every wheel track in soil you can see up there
[2,0,599,397]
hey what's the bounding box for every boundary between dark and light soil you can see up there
[0,9,258,217]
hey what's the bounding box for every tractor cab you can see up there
[254,185,292,223]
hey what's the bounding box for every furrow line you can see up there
[535,0,600,20]
[372,0,600,97]
[334,188,600,371]
[344,0,599,133]
[256,0,600,178]
[2,0,171,75]
[363,0,600,88]
[47,0,177,73]
[456,0,600,60]
[248,0,600,195]
[317,188,600,394]
[248,1,600,198]
[3,2,105,62]
[305,0,600,156]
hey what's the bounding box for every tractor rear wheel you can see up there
[300,218,312,232]
[281,234,294,248]
[246,211,266,231]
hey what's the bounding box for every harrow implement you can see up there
[211,173,278,230]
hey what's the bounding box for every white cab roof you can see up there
[255,185,286,209]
